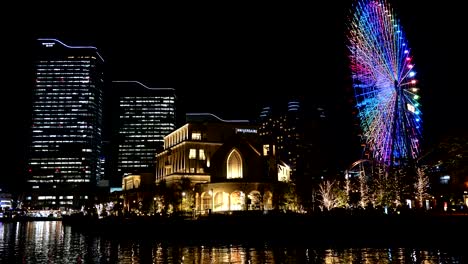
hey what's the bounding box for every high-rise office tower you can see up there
[25,38,104,209]
[112,81,176,179]
[258,98,327,180]
[258,100,302,178]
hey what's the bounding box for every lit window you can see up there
[199,149,206,160]
[192,132,201,140]
[263,145,269,156]
[277,163,291,182]
[189,149,197,159]
[440,175,450,184]
[227,149,242,179]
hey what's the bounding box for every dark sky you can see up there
[2,1,467,192]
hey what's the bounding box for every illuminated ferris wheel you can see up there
[347,0,422,167]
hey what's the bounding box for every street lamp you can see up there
[181,192,186,212]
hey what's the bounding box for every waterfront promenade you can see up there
[62,210,468,247]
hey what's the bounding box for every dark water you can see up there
[0,221,465,263]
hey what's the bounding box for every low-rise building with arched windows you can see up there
[155,113,293,215]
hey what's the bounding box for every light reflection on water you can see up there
[0,221,464,263]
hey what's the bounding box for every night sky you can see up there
[2,1,466,192]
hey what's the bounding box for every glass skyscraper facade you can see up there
[112,81,176,178]
[25,38,104,209]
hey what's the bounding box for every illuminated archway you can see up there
[248,191,262,210]
[227,149,243,179]
[263,191,273,210]
[230,191,245,211]
[201,192,212,212]
[214,191,229,211]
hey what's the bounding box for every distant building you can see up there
[25,38,104,209]
[155,113,293,214]
[258,99,307,180]
[257,98,334,210]
[98,140,111,186]
[112,81,176,180]
[0,191,13,211]
[121,173,156,214]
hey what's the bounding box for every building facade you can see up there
[258,99,305,180]
[121,173,156,214]
[25,38,104,209]
[112,81,176,178]
[257,98,335,210]
[155,113,292,215]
